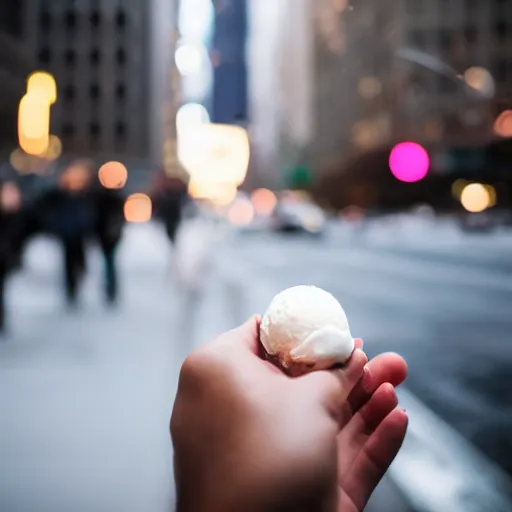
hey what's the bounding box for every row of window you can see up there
[61,122,127,138]
[40,9,127,31]
[61,83,127,102]
[409,23,511,48]
[39,47,128,66]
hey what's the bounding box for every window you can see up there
[62,123,75,137]
[89,122,101,137]
[495,58,509,82]
[116,83,126,100]
[495,21,508,42]
[116,48,126,65]
[39,10,52,30]
[90,10,101,29]
[115,121,126,138]
[38,48,51,64]
[63,85,75,102]
[64,10,77,30]
[64,49,76,66]
[90,48,101,65]
[116,10,127,30]
[89,84,101,100]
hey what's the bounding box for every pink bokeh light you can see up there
[389,142,430,183]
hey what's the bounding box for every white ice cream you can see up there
[260,285,355,372]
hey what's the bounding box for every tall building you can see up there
[211,0,248,125]
[248,0,511,188]
[0,0,33,155]
[24,0,153,162]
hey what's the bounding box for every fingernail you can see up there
[361,365,373,393]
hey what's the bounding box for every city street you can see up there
[1,220,512,512]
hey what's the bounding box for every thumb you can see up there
[298,349,368,426]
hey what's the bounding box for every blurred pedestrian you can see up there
[0,181,25,333]
[171,317,409,511]
[150,172,188,247]
[91,181,125,304]
[37,160,96,306]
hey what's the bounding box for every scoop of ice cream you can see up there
[260,285,355,374]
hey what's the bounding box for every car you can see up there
[270,201,326,236]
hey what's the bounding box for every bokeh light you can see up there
[228,198,255,226]
[358,76,382,100]
[0,182,22,212]
[188,178,238,205]
[27,71,57,104]
[251,188,277,216]
[43,135,62,161]
[98,161,128,189]
[484,185,497,207]
[179,123,250,186]
[60,161,94,192]
[460,183,492,213]
[178,0,214,40]
[18,91,51,155]
[451,179,468,200]
[494,110,512,138]
[389,142,430,183]
[463,67,495,98]
[176,103,210,134]
[124,194,152,223]
[175,42,205,76]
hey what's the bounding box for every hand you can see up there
[171,316,408,511]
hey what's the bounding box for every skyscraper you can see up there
[211,0,248,124]
[24,0,152,161]
[248,0,511,187]
[0,0,33,153]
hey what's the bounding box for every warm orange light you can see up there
[124,194,152,223]
[460,183,491,213]
[228,199,254,226]
[27,71,57,104]
[494,110,512,138]
[98,161,128,189]
[251,188,277,216]
[18,92,51,155]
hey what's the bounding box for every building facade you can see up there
[24,0,153,162]
[248,0,511,188]
[211,0,248,125]
[0,0,33,155]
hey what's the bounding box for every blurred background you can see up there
[0,0,511,511]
